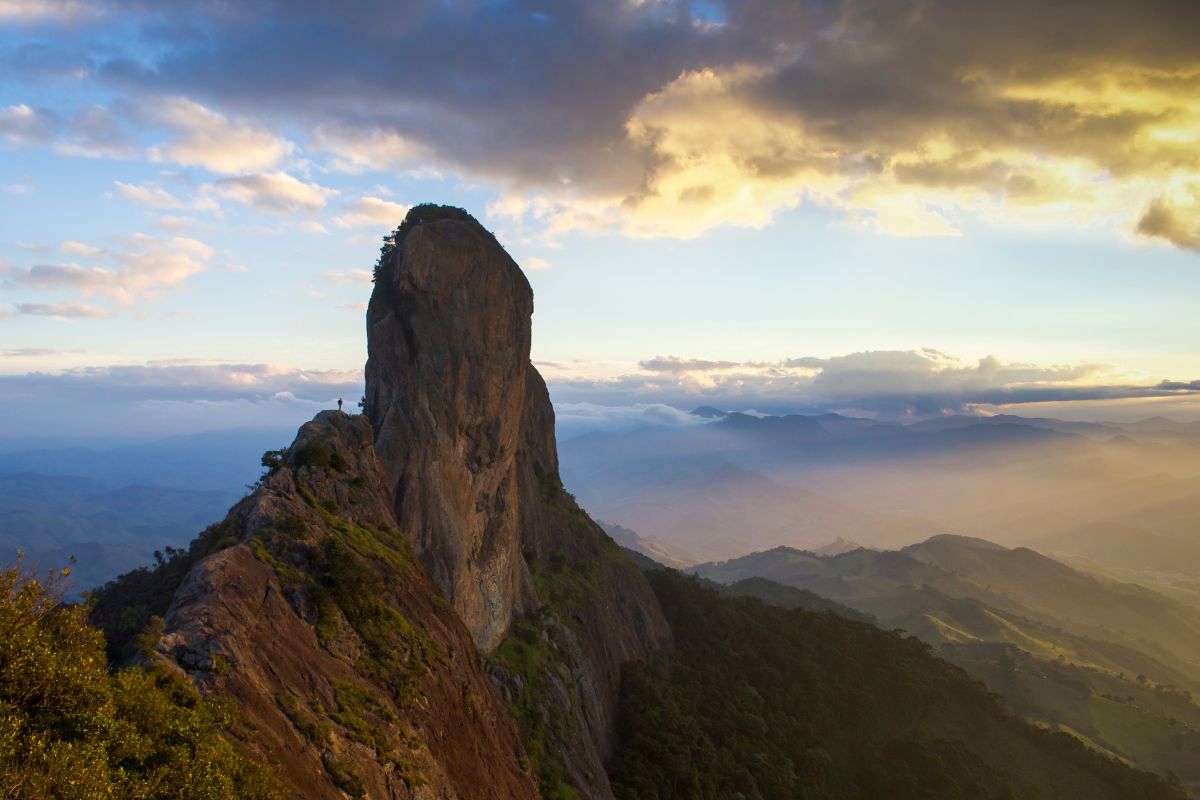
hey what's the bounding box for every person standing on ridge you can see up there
[337,398,343,412]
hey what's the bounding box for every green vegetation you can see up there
[697,538,1200,789]
[89,517,241,662]
[373,203,479,281]
[0,556,278,799]
[321,754,365,799]
[490,614,581,800]
[330,680,395,757]
[711,575,875,624]
[941,640,1200,787]
[490,473,637,800]
[275,691,331,745]
[291,439,348,472]
[251,506,436,704]
[260,448,287,474]
[609,569,1185,800]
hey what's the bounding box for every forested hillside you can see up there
[610,569,1185,800]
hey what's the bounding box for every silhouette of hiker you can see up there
[337,398,343,412]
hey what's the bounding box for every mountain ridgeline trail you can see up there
[81,204,1187,800]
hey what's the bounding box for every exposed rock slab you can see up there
[156,412,538,800]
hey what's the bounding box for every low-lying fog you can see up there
[558,410,1200,589]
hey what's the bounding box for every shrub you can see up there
[0,555,278,798]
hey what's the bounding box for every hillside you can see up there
[610,570,1183,800]
[93,412,539,799]
[695,537,1200,790]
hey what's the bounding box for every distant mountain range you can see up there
[560,407,1200,583]
[0,427,293,591]
[0,472,240,591]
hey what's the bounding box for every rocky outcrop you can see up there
[107,204,667,800]
[365,207,536,653]
[365,206,671,799]
[151,412,538,800]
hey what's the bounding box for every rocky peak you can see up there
[364,205,671,798]
[99,204,670,800]
[365,206,537,652]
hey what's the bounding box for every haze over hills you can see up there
[560,406,1200,578]
[0,426,297,590]
[8,400,1200,594]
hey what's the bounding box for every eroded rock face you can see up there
[366,212,536,652]
[364,206,672,798]
[156,412,538,800]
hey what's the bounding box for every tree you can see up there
[0,554,278,799]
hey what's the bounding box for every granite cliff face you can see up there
[364,208,536,652]
[366,206,671,797]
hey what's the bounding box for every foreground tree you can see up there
[0,555,277,799]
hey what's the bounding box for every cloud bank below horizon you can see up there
[2,348,1198,442]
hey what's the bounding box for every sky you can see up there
[2,0,1199,440]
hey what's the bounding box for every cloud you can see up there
[0,104,55,147]
[151,214,196,231]
[555,401,713,438]
[523,257,551,270]
[4,234,214,305]
[1138,196,1200,251]
[2,347,58,356]
[333,196,410,228]
[146,97,294,174]
[27,0,1185,246]
[546,349,1200,420]
[640,356,758,374]
[321,268,372,285]
[0,0,97,22]
[0,361,363,438]
[113,180,184,208]
[61,240,102,257]
[14,301,111,318]
[54,105,137,159]
[311,127,425,174]
[213,172,337,213]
